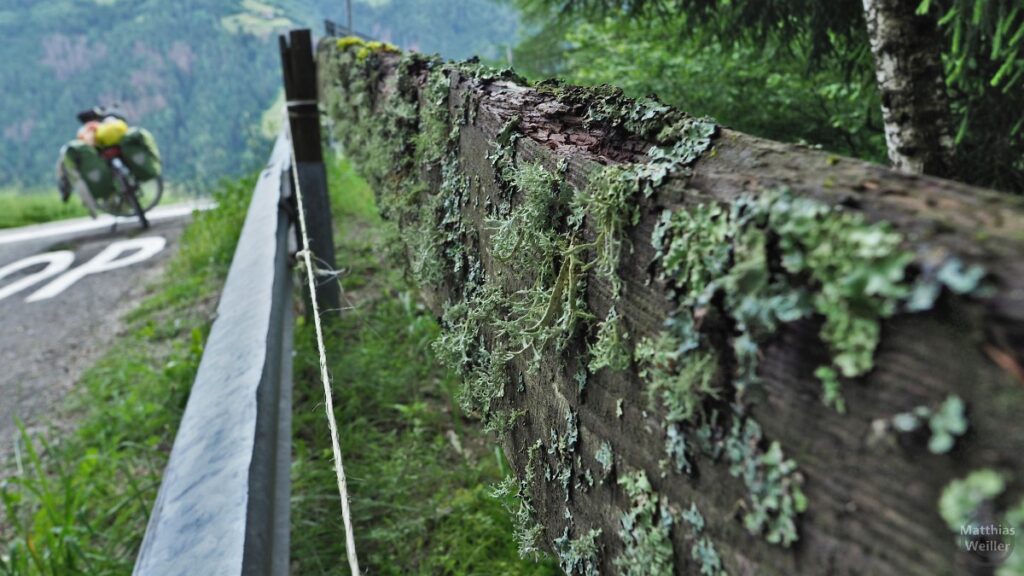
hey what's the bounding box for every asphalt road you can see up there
[0,205,203,459]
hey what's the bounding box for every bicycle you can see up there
[97,145,163,229]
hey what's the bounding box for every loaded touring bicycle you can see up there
[58,108,163,229]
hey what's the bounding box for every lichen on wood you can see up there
[318,38,1024,576]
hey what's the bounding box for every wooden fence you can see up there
[316,37,1024,576]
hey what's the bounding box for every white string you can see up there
[285,128,361,576]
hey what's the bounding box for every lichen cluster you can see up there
[680,504,726,576]
[614,471,675,576]
[871,394,968,454]
[320,39,991,574]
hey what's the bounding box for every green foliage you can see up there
[339,0,520,61]
[0,176,253,575]
[614,471,675,576]
[938,469,1006,531]
[514,12,886,165]
[513,0,1024,193]
[918,0,1024,191]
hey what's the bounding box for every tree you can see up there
[861,0,956,175]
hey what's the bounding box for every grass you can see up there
[0,185,202,231]
[0,176,254,575]
[289,157,559,575]
[0,191,87,230]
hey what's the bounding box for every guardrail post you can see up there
[279,28,341,318]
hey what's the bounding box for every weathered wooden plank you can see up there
[317,40,1024,576]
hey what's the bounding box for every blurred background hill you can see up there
[0,0,520,192]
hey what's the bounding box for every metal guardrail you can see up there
[133,133,295,576]
[133,28,337,575]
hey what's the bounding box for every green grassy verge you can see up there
[289,157,559,575]
[0,191,88,230]
[0,177,254,575]
[0,185,201,231]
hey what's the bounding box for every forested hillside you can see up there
[0,0,518,190]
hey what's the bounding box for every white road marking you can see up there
[0,201,212,247]
[0,251,75,303]
[26,237,167,302]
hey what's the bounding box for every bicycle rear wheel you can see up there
[97,176,163,218]
[135,176,163,213]
[126,186,149,229]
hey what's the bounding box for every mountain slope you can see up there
[0,0,518,189]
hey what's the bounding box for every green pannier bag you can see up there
[120,127,161,182]
[62,140,116,200]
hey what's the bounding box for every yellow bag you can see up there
[95,118,129,147]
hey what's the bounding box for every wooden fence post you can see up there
[279,28,340,318]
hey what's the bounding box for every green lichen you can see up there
[432,282,524,425]
[554,527,603,576]
[765,193,913,405]
[680,504,726,576]
[636,333,719,428]
[664,423,692,475]
[570,115,716,297]
[335,36,400,61]
[486,161,564,271]
[484,408,527,439]
[939,469,1006,531]
[574,364,588,393]
[414,65,454,166]
[545,408,581,504]
[907,257,989,311]
[937,472,1024,576]
[595,441,615,481]
[880,395,968,454]
[615,471,675,576]
[651,203,732,305]
[589,307,631,373]
[651,186,986,417]
[493,440,548,560]
[724,417,807,547]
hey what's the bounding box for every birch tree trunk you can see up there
[862,0,956,177]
